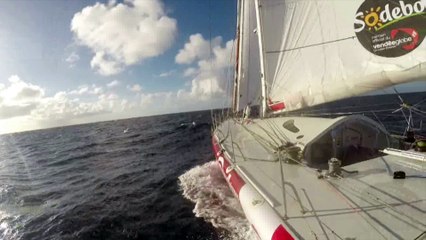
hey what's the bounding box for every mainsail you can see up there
[249,0,426,112]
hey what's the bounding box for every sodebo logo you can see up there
[355,0,426,33]
[354,0,425,58]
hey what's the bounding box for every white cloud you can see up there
[90,52,123,76]
[69,84,103,96]
[158,70,175,78]
[2,75,44,102]
[107,80,120,88]
[175,33,222,64]
[30,88,128,127]
[0,34,235,133]
[176,34,234,102]
[65,52,80,67]
[71,0,177,75]
[92,86,104,95]
[128,84,142,92]
[0,75,45,119]
[31,92,109,122]
[183,67,197,77]
[4,75,45,101]
[69,85,88,95]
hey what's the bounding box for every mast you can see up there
[232,0,242,113]
[254,0,268,118]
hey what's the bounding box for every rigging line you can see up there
[225,30,237,114]
[325,181,389,240]
[337,176,426,229]
[300,108,397,116]
[228,119,238,164]
[231,153,276,162]
[335,182,425,234]
[208,0,214,123]
[371,111,387,131]
[341,182,426,229]
[279,152,288,219]
[297,108,400,116]
[301,189,331,240]
[411,110,426,119]
[240,119,280,148]
[264,120,293,152]
[297,102,401,113]
[264,120,287,144]
[413,98,426,108]
[253,122,282,147]
[414,231,426,240]
[266,36,356,54]
[412,108,426,115]
[270,119,291,143]
[238,121,278,152]
[300,107,398,115]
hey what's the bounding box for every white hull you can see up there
[213,135,294,240]
[212,115,426,240]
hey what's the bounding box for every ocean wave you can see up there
[178,161,256,240]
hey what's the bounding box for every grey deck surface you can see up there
[216,117,426,239]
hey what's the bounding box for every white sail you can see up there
[257,0,426,111]
[235,0,261,111]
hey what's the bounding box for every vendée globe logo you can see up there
[354,0,426,57]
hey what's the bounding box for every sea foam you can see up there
[179,161,256,240]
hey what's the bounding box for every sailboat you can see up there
[212,0,426,239]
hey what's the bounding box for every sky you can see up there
[0,0,424,134]
[0,0,237,134]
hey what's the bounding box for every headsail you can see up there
[256,0,426,112]
[234,0,262,112]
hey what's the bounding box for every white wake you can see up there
[178,161,256,240]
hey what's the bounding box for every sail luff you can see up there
[255,0,269,118]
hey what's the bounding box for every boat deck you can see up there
[215,117,426,240]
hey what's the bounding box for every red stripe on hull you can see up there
[212,136,245,196]
[272,225,294,240]
[213,135,295,240]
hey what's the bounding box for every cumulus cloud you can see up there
[71,0,177,75]
[0,104,37,120]
[157,70,175,78]
[0,75,122,126]
[65,52,80,67]
[183,67,197,77]
[69,84,104,95]
[107,80,120,88]
[128,84,142,92]
[0,75,45,119]
[31,92,112,122]
[0,34,235,132]
[175,34,222,64]
[4,75,45,102]
[176,34,234,102]
[90,52,123,76]
[31,88,129,126]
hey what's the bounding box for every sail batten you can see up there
[265,36,356,54]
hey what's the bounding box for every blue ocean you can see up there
[0,92,424,240]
